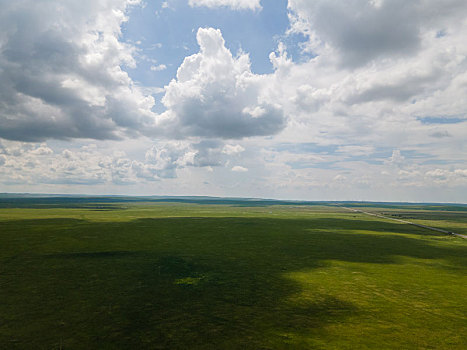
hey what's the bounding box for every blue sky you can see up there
[0,0,466,202]
[122,0,301,85]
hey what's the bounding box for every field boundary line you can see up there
[339,206,467,239]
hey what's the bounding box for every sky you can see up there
[0,0,466,202]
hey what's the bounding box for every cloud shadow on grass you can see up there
[1,216,466,348]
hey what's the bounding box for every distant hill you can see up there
[0,193,465,209]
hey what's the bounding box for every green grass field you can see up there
[1,201,466,349]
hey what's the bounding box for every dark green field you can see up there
[1,200,466,349]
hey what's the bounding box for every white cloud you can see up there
[0,141,182,185]
[150,64,167,71]
[0,0,156,141]
[145,142,196,178]
[0,139,256,187]
[386,150,405,166]
[454,169,467,178]
[188,0,261,11]
[333,174,347,182]
[232,166,248,172]
[157,27,285,139]
[0,2,466,202]
[287,0,467,67]
[424,168,467,184]
[265,0,467,156]
[426,169,449,180]
[222,144,245,155]
[30,145,54,156]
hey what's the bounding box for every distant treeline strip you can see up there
[0,195,466,210]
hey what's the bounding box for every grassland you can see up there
[0,200,466,349]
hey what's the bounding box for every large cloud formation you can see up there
[0,139,249,186]
[288,0,467,67]
[158,28,286,139]
[276,0,467,147]
[0,0,466,201]
[0,0,155,141]
[0,1,283,142]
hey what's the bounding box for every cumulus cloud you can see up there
[188,0,261,11]
[288,0,467,67]
[455,169,467,178]
[141,140,245,178]
[0,0,156,142]
[144,139,245,175]
[1,143,112,185]
[158,28,286,139]
[386,150,405,166]
[425,168,450,181]
[1,1,465,202]
[144,142,196,179]
[150,64,167,71]
[30,145,54,156]
[0,141,188,185]
[424,168,467,184]
[232,165,248,172]
[0,139,254,186]
[191,140,225,167]
[222,144,245,155]
[267,0,467,157]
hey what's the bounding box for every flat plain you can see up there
[1,199,466,349]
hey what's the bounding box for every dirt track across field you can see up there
[340,206,467,239]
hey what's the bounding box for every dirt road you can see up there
[340,206,467,239]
